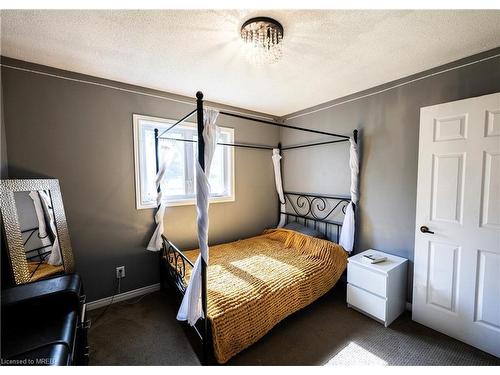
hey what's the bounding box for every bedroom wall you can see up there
[1,57,280,301]
[280,48,500,301]
[1,82,7,179]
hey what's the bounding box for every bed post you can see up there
[154,128,160,190]
[154,128,164,280]
[196,91,208,365]
[277,142,283,224]
[352,129,358,213]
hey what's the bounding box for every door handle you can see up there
[420,226,434,234]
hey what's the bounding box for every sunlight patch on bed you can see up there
[230,255,305,282]
[324,342,387,366]
[208,264,255,295]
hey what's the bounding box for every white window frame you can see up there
[133,114,235,209]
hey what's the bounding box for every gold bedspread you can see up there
[28,262,65,281]
[182,228,348,363]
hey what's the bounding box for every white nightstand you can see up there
[347,249,408,327]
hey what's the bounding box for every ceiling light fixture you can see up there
[240,17,284,65]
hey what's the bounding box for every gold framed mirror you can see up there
[0,179,74,284]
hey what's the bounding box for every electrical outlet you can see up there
[116,266,125,279]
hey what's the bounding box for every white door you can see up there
[413,92,500,357]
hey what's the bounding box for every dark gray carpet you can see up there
[88,286,500,366]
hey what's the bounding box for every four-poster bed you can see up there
[149,91,359,364]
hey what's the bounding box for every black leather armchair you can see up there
[1,274,89,365]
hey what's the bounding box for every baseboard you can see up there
[86,283,412,312]
[86,283,161,311]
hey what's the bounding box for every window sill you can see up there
[137,195,235,209]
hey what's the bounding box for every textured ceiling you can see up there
[1,10,500,116]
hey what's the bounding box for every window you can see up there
[133,114,234,209]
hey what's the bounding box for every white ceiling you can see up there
[1,10,500,116]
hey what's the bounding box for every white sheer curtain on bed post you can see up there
[177,93,219,326]
[272,145,286,227]
[28,191,52,249]
[146,129,173,251]
[339,130,359,253]
[28,190,63,265]
[38,190,63,266]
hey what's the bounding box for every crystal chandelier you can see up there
[241,17,284,65]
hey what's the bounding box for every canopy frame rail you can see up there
[155,101,356,149]
[156,136,356,152]
[218,110,350,139]
[281,138,349,151]
[156,106,351,140]
[157,108,198,138]
[157,137,275,151]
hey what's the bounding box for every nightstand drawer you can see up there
[348,262,387,297]
[347,284,386,322]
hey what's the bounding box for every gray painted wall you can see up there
[1,77,7,179]
[280,48,500,300]
[1,58,280,301]
[2,49,499,303]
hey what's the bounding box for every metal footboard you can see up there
[160,235,215,364]
[161,236,193,295]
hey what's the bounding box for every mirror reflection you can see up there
[14,190,64,281]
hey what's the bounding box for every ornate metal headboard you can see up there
[282,191,350,243]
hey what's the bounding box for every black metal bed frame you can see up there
[282,192,351,242]
[155,91,358,365]
[21,227,53,279]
